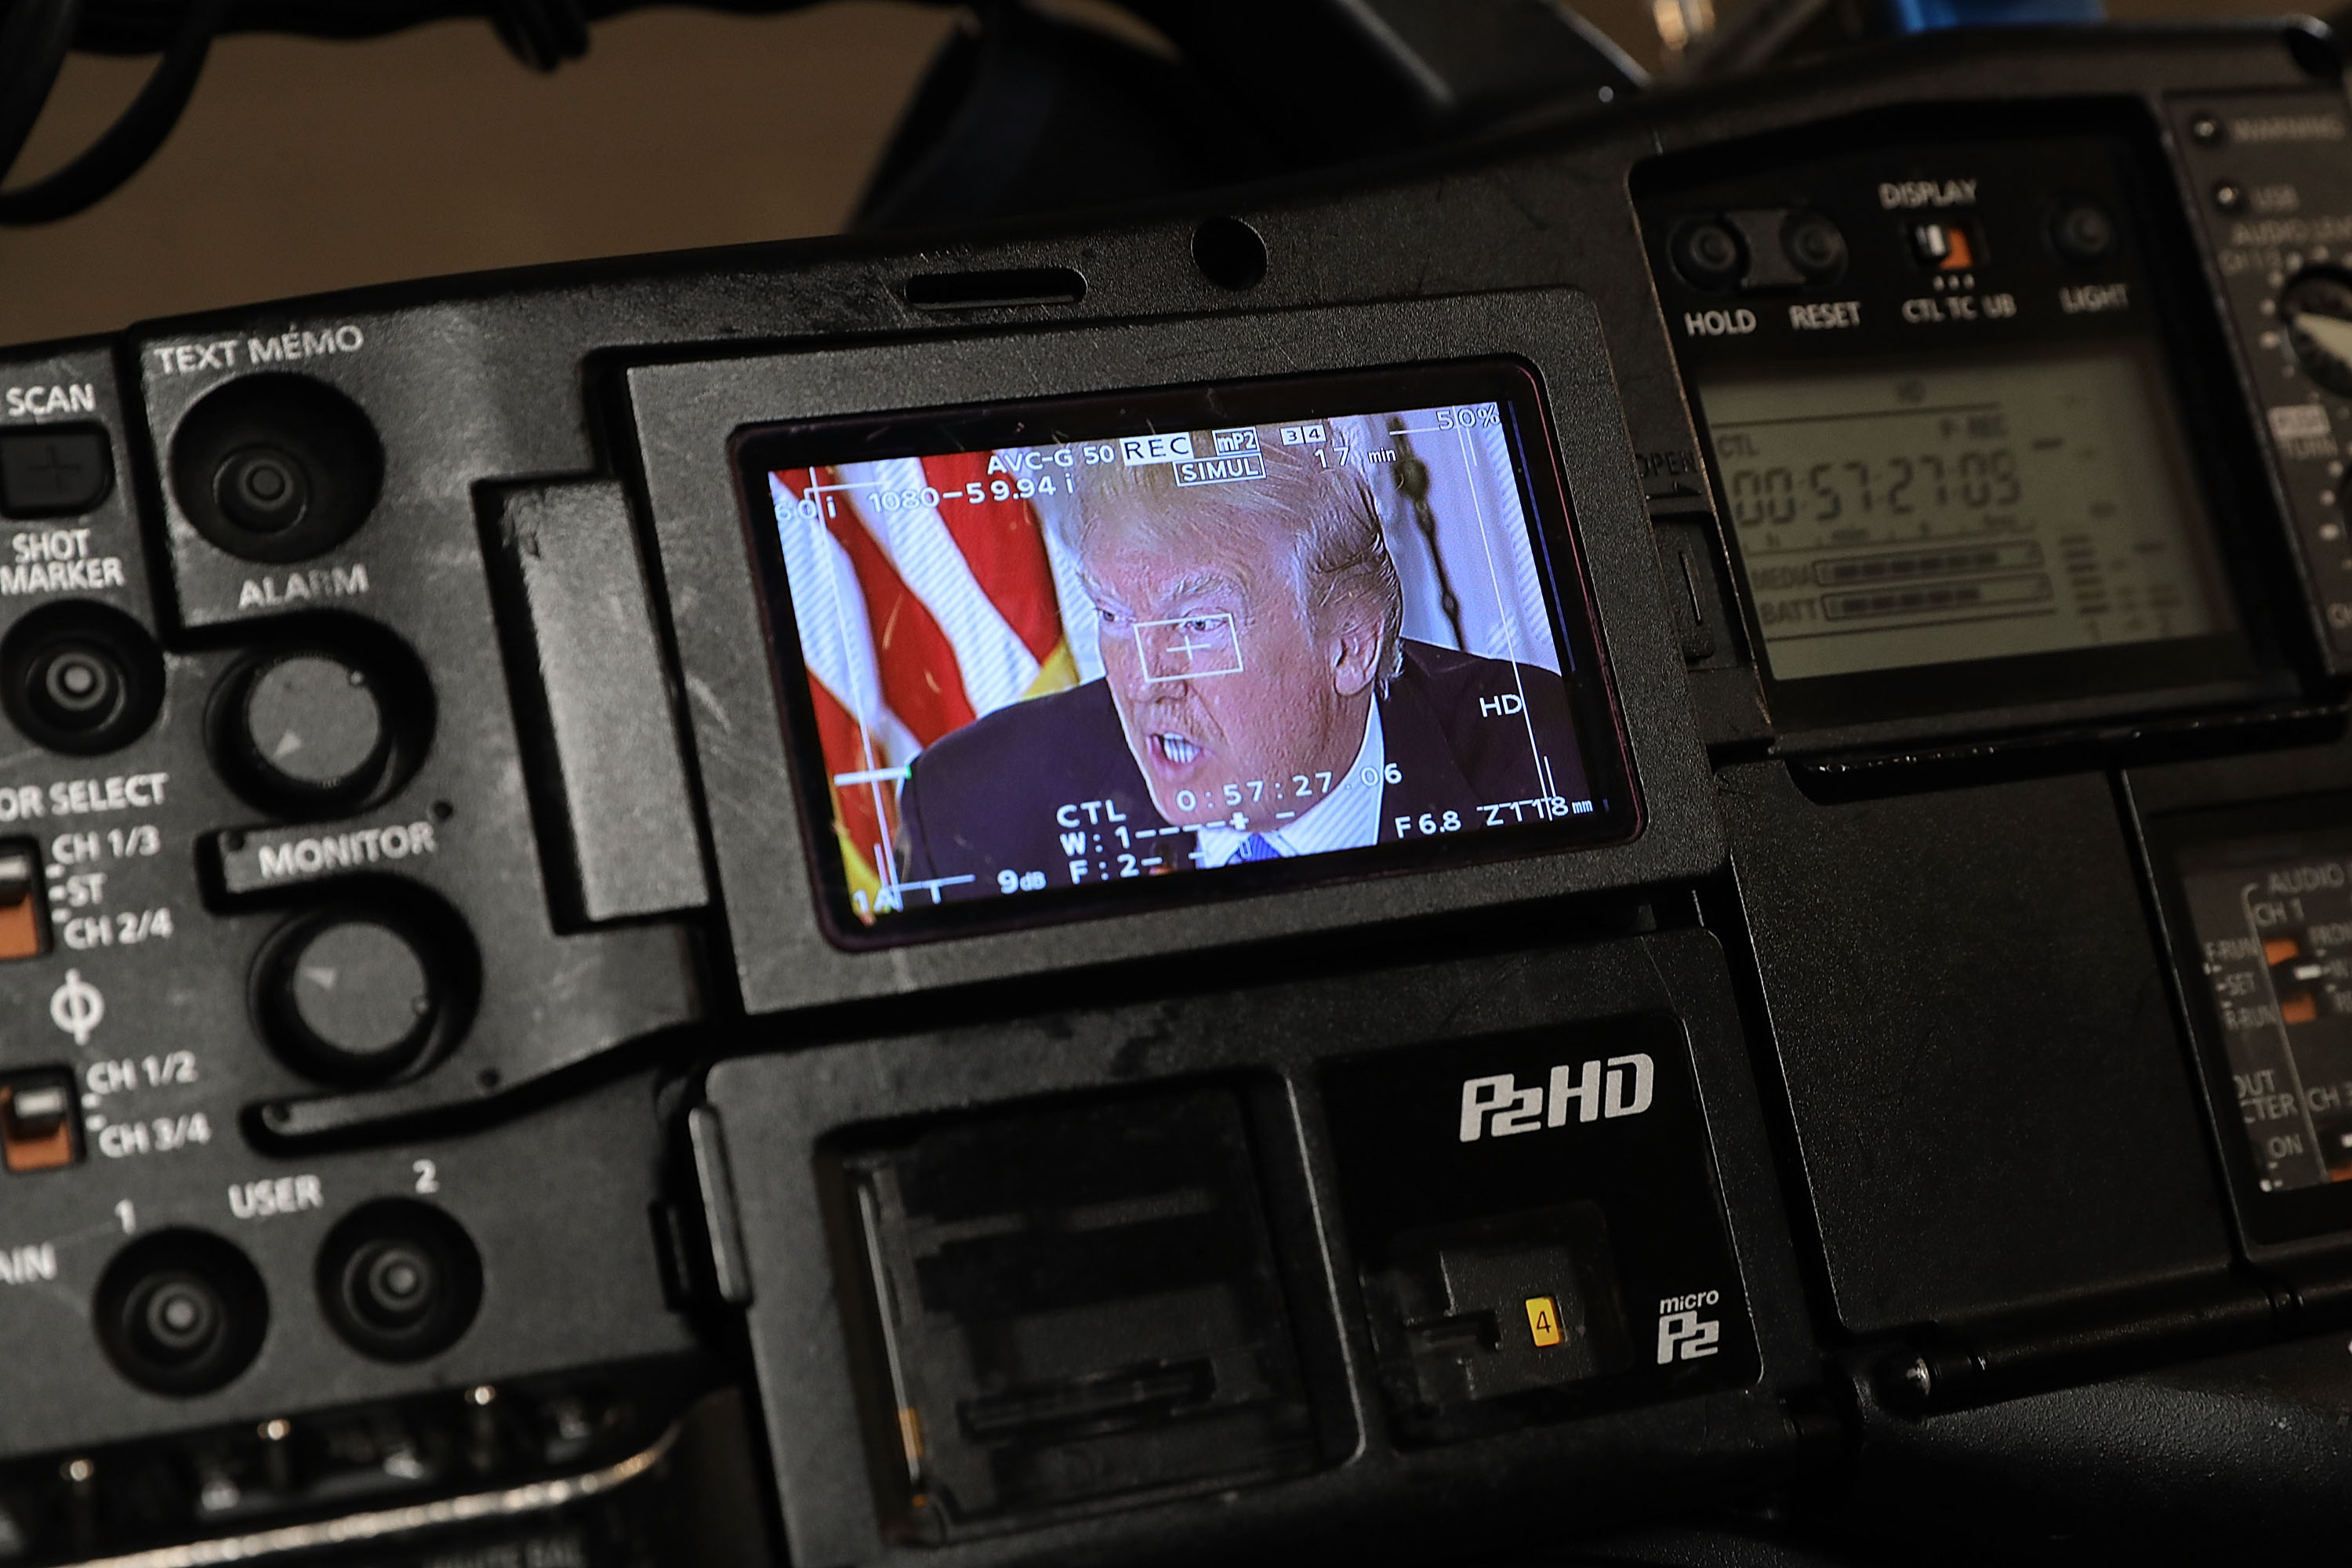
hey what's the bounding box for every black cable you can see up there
[0,0,85,180]
[0,0,941,227]
[0,0,223,224]
[491,0,589,70]
[67,0,850,56]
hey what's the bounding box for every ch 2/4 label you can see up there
[62,907,172,950]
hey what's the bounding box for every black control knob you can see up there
[215,445,313,535]
[2281,270,2352,397]
[343,1236,441,1334]
[26,638,125,735]
[317,1201,483,1362]
[1671,218,1746,290]
[238,652,387,804]
[269,916,436,1080]
[95,1231,269,1395]
[169,376,383,564]
[2050,199,2117,264]
[130,1269,225,1364]
[1,603,165,757]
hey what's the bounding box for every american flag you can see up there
[769,454,1077,920]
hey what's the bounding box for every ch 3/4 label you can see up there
[96,1112,211,1160]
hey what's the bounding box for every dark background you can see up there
[1,0,2294,349]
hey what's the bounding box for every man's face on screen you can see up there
[1084,508,1376,833]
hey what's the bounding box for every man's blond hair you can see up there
[1073,436,1406,691]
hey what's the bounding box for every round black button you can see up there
[315,1201,483,1362]
[97,1232,269,1394]
[1780,212,1846,280]
[2050,201,2116,264]
[241,654,386,799]
[1671,219,1746,289]
[215,446,312,535]
[27,641,125,732]
[344,1238,440,1330]
[129,1270,223,1363]
[285,920,433,1065]
[2281,271,2352,397]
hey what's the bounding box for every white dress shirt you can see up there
[1195,699,1385,867]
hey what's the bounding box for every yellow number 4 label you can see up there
[1524,1295,1563,1348]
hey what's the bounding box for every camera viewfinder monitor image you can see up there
[733,363,1639,945]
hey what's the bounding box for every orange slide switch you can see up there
[0,844,42,961]
[0,1076,77,1173]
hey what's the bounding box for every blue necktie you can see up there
[1228,833,1281,866]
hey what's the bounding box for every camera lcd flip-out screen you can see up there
[735,363,1635,943]
[2157,798,2352,1243]
[1694,346,2251,727]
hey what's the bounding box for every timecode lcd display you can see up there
[733,363,1635,945]
[1695,345,2239,694]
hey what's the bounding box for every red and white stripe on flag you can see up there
[768,455,1077,918]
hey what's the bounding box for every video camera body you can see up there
[2,20,2350,1563]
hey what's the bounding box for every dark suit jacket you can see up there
[895,639,1593,901]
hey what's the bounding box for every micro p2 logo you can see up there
[1657,1292,1722,1365]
